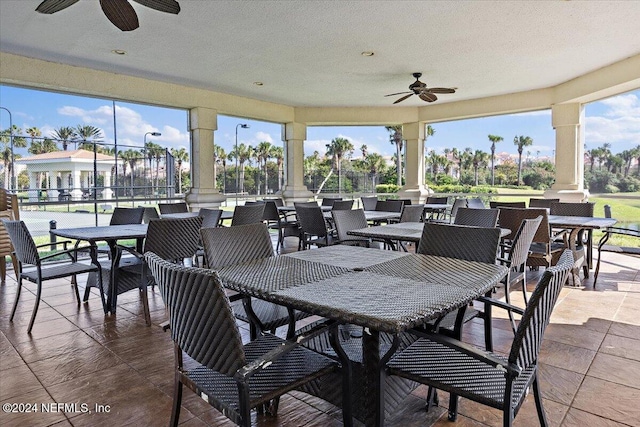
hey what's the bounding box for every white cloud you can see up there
[254,131,274,143]
[600,94,640,117]
[585,93,640,148]
[304,139,331,156]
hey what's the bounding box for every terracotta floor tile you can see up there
[3,317,80,345]
[538,339,597,374]
[586,352,640,390]
[543,322,606,351]
[0,387,67,427]
[572,376,640,425]
[608,321,640,340]
[599,333,640,362]
[12,330,98,364]
[538,363,584,406]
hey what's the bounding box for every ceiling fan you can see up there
[36,0,181,32]
[385,72,456,104]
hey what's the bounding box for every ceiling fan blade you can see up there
[385,91,411,97]
[393,93,414,104]
[427,87,456,94]
[36,0,80,14]
[131,0,180,14]
[100,0,139,31]
[419,92,438,102]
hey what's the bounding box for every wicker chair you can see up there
[142,206,160,223]
[424,196,448,221]
[331,208,373,247]
[231,203,265,226]
[387,250,573,426]
[2,220,102,334]
[489,201,526,209]
[110,207,144,225]
[262,200,297,252]
[332,199,354,210]
[158,202,189,214]
[0,188,19,284]
[321,197,342,207]
[453,208,499,228]
[296,205,337,249]
[199,208,223,228]
[398,204,425,223]
[144,253,345,427]
[550,201,595,276]
[375,199,404,212]
[86,216,203,325]
[361,196,378,210]
[201,223,312,340]
[466,197,486,209]
[417,223,502,347]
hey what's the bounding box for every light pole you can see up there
[144,132,161,200]
[235,123,250,206]
[0,107,14,191]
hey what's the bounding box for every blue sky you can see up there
[1,85,639,161]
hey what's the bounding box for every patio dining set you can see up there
[0,195,630,427]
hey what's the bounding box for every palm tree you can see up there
[213,145,227,192]
[488,134,503,186]
[472,150,488,186]
[325,137,354,194]
[170,147,189,193]
[362,152,386,191]
[360,144,368,158]
[385,125,403,186]
[271,146,284,191]
[51,126,76,150]
[28,131,57,190]
[513,135,533,185]
[255,141,272,195]
[229,143,253,194]
[120,149,140,196]
[75,125,103,150]
[0,125,27,188]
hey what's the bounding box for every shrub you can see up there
[375,184,400,193]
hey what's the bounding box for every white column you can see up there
[185,107,225,210]
[28,172,38,202]
[544,103,589,202]
[71,169,83,200]
[280,122,312,203]
[48,170,59,200]
[102,172,113,200]
[398,122,431,203]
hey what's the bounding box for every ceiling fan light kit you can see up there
[36,0,181,31]
[385,72,456,104]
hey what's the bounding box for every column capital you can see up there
[284,122,307,141]
[552,103,583,128]
[189,107,217,131]
[402,122,425,140]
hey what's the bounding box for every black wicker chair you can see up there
[466,197,486,209]
[262,200,297,252]
[296,205,337,249]
[424,196,449,221]
[489,201,526,209]
[332,199,355,211]
[528,198,559,209]
[361,196,378,211]
[331,208,374,247]
[86,216,203,325]
[231,204,265,226]
[453,208,499,228]
[158,202,189,214]
[321,197,342,207]
[398,204,425,223]
[201,223,313,340]
[387,250,573,426]
[375,199,404,212]
[550,201,595,276]
[110,207,144,225]
[2,220,103,334]
[142,206,160,224]
[144,253,346,427]
[199,208,222,228]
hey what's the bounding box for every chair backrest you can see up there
[145,253,246,376]
[489,201,527,209]
[417,223,501,264]
[454,208,499,228]
[466,197,486,209]
[426,196,448,205]
[361,196,378,211]
[1,220,40,266]
[449,198,468,218]
[528,198,559,209]
[293,201,319,209]
[509,250,573,369]
[550,201,595,217]
[260,200,280,221]
[0,188,19,219]
[143,217,203,262]
[142,207,160,224]
[199,208,222,228]
[231,204,265,226]
[158,202,189,214]
[498,207,550,244]
[375,200,404,212]
[604,204,612,218]
[201,223,274,269]
[399,204,424,223]
[296,205,330,237]
[321,197,342,207]
[332,200,354,211]
[397,198,412,206]
[331,208,368,241]
[110,207,144,225]
[507,216,543,268]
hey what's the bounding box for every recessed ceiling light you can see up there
[361,51,374,57]
[253,81,264,86]
[111,49,126,55]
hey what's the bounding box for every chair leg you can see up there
[0,257,5,284]
[27,280,43,334]
[425,386,438,411]
[448,393,459,421]
[140,287,151,326]
[532,374,549,427]
[9,276,23,321]
[170,373,183,427]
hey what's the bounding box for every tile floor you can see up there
[0,236,638,427]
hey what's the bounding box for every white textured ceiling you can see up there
[1,1,639,107]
